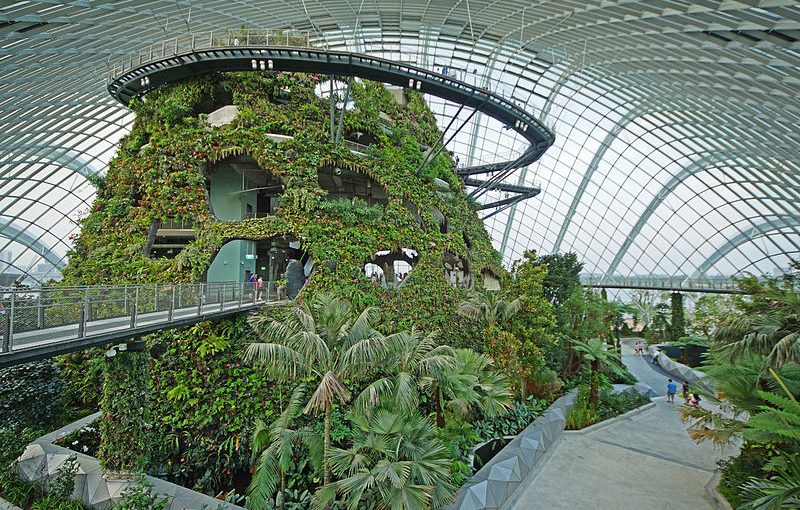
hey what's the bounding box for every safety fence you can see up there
[0,281,279,355]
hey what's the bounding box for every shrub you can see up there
[565,402,599,430]
[0,361,66,429]
[113,478,169,510]
[565,385,599,430]
[473,397,547,440]
[716,446,767,509]
[596,388,649,420]
[525,368,563,400]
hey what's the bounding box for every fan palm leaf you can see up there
[312,409,454,510]
[714,289,800,371]
[247,293,382,485]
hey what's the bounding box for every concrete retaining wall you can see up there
[650,346,714,393]
[450,382,655,510]
[16,414,244,510]
[0,496,22,510]
[448,390,577,510]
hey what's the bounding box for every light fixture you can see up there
[251,59,257,69]
[267,59,273,70]
[105,342,129,358]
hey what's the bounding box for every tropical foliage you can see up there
[29,63,635,510]
[248,386,322,510]
[713,288,800,371]
[679,264,800,509]
[246,293,385,484]
[571,337,626,408]
[313,410,454,510]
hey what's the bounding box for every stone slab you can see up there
[205,105,239,127]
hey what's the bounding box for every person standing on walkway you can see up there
[682,380,690,404]
[666,379,677,403]
[652,348,661,365]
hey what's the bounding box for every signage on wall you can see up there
[245,254,255,260]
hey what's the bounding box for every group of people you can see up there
[666,378,702,407]
[632,341,663,367]
[633,341,703,408]
[247,273,264,299]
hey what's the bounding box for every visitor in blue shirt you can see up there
[666,379,677,403]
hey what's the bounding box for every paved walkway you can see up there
[504,339,736,510]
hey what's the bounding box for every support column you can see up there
[98,338,150,477]
[670,292,685,342]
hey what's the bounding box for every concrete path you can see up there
[504,339,736,510]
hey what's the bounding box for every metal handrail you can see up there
[107,29,317,83]
[104,29,543,127]
[0,281,284,355]
[580,275,739,292]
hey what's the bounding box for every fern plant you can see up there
[740,452,800,510]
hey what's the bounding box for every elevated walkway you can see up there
[106,30,555,219]
[581,275,742,294]
[0,282,282,368]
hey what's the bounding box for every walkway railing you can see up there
[104,30,553,146]
[0,281,281,364]
[107,29,317,81]
[581,275,741,294]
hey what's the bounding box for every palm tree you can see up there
[713,288,800,371]
[571,338,627,408]
[312,409,455,510]
[246,293,387,485]
[353,327,455,417]
[424,348,513,427]
[248,386,323,510]
[458,291,520,329]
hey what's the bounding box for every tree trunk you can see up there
[142,218,159,256]
[589,360,599,408]
[279,470,286,510]
[323,404,332,485]
[434,388,445,428]
[563,347,581,378]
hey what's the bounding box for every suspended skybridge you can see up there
[0,281,283,369]
[106,29,554,220]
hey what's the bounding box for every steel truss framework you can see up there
[0,1,798,283]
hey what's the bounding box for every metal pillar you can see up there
[334,78,352,144]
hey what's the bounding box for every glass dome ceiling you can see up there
[1,0,798,285]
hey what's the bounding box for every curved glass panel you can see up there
[0,1,798,283]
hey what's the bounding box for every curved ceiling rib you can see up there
[547,98,799,255]
[605,153,800,278]
[0,219,67,272]
[690,217,800,280]
[0,1,797,283]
